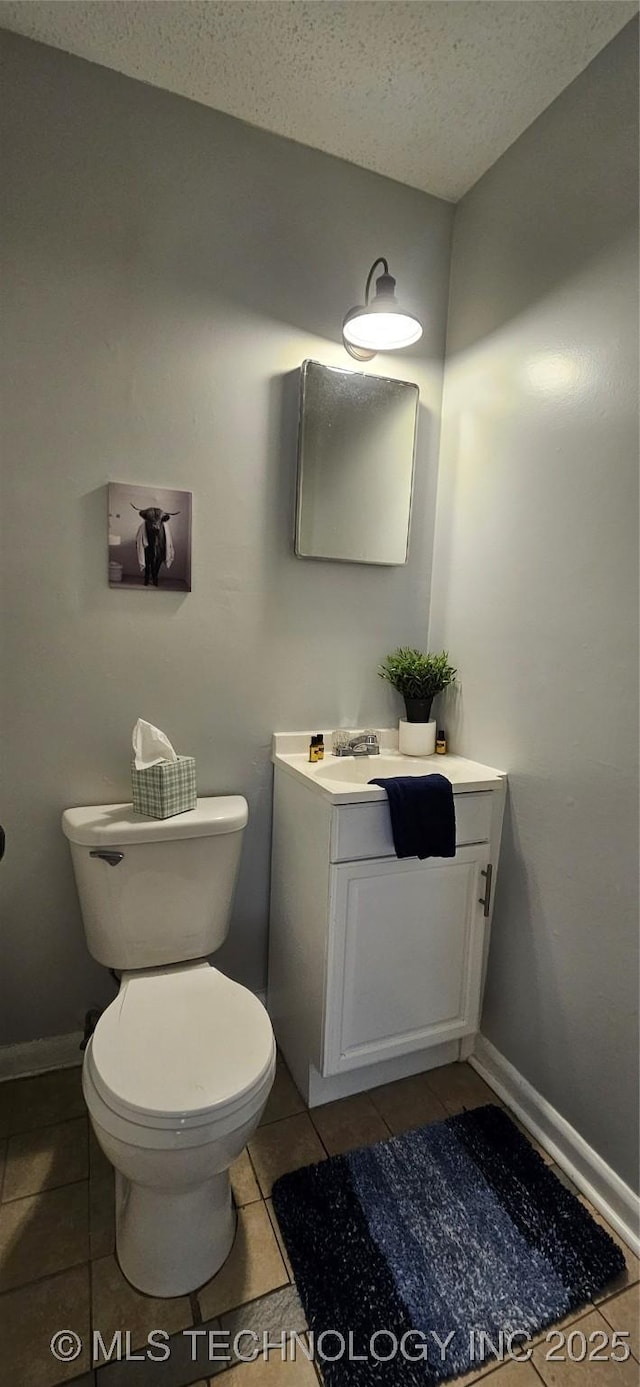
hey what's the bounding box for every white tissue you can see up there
[132,719,178,771]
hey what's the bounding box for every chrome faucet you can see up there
[333,731,380,758]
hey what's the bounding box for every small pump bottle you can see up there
[309,736,319,763]
[316,732,325,761]
[436,729,447,754]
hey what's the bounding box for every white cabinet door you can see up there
[322,848,489,1076]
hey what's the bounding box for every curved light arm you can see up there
[364,257,389,304]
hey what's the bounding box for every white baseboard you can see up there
[0,1031,84,1082]
[470,1034,640,1258]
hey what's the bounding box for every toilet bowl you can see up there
[83,962,275,1296]
[62,795,276,1296]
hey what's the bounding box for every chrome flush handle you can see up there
[89,850,124,867]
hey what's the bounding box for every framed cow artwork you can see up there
[107,483,192,592]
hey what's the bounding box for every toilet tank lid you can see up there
[62,796,248,846]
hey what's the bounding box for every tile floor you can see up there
[0,1060,637,1387]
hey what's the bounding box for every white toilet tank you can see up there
[62,797,248,970]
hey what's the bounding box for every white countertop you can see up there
[272,730,506,804]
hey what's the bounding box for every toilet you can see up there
[61,797,276,1298]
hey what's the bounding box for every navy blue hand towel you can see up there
[368,772,456,860]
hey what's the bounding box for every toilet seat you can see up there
[87,962,275,1131]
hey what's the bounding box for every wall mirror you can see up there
[294,359,419,565]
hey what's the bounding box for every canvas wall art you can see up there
[108,483,192,591]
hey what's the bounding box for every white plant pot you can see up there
[398,719,437,757]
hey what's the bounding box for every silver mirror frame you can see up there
[294,359,419,567]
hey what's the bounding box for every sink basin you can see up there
[315,754,437,784]
[271,732,506,803]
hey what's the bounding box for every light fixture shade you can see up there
[343,308,423,351]
[342,260,423,359]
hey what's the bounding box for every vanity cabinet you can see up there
[324,847,489,1076]
[267,739,506,1107]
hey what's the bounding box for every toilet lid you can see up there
[89,964,275,1128]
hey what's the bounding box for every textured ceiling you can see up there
[0,0,635,201]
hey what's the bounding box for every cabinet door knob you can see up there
[478,863,493,917]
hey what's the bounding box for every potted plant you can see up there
[379,648,456,755]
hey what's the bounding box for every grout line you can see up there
[1,1165,92,1209]
[600,1280,640,1305]
[245,1143,261,1195]
[259,1105,307,1129]
[258,1108,304,1128]
[306,1108,330,1155]
[0,1253,91,1303]
[88,1249,95,1371]
[312,1125,330,1160]
[378,1111,394,1138]
[207,1279,301,1326]
[0,1173,89,1208]
[68,1367,96,1387]
[0,1250,90,1299]
[189,1288,202,1325]
[6,1117,88,1141]
[264,1196,292,1285]
[6,1106,88,1141]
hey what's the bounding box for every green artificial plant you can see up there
[379,648,456,722]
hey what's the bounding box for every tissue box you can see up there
[131,756,197,819]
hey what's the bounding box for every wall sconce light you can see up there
[342,257,423,361]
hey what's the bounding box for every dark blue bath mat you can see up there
[272,1104,624,1385]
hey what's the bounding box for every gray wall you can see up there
[430,21,639,1190]
[0,32,453,1045]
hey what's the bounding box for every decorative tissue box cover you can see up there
[131,756,197,819]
